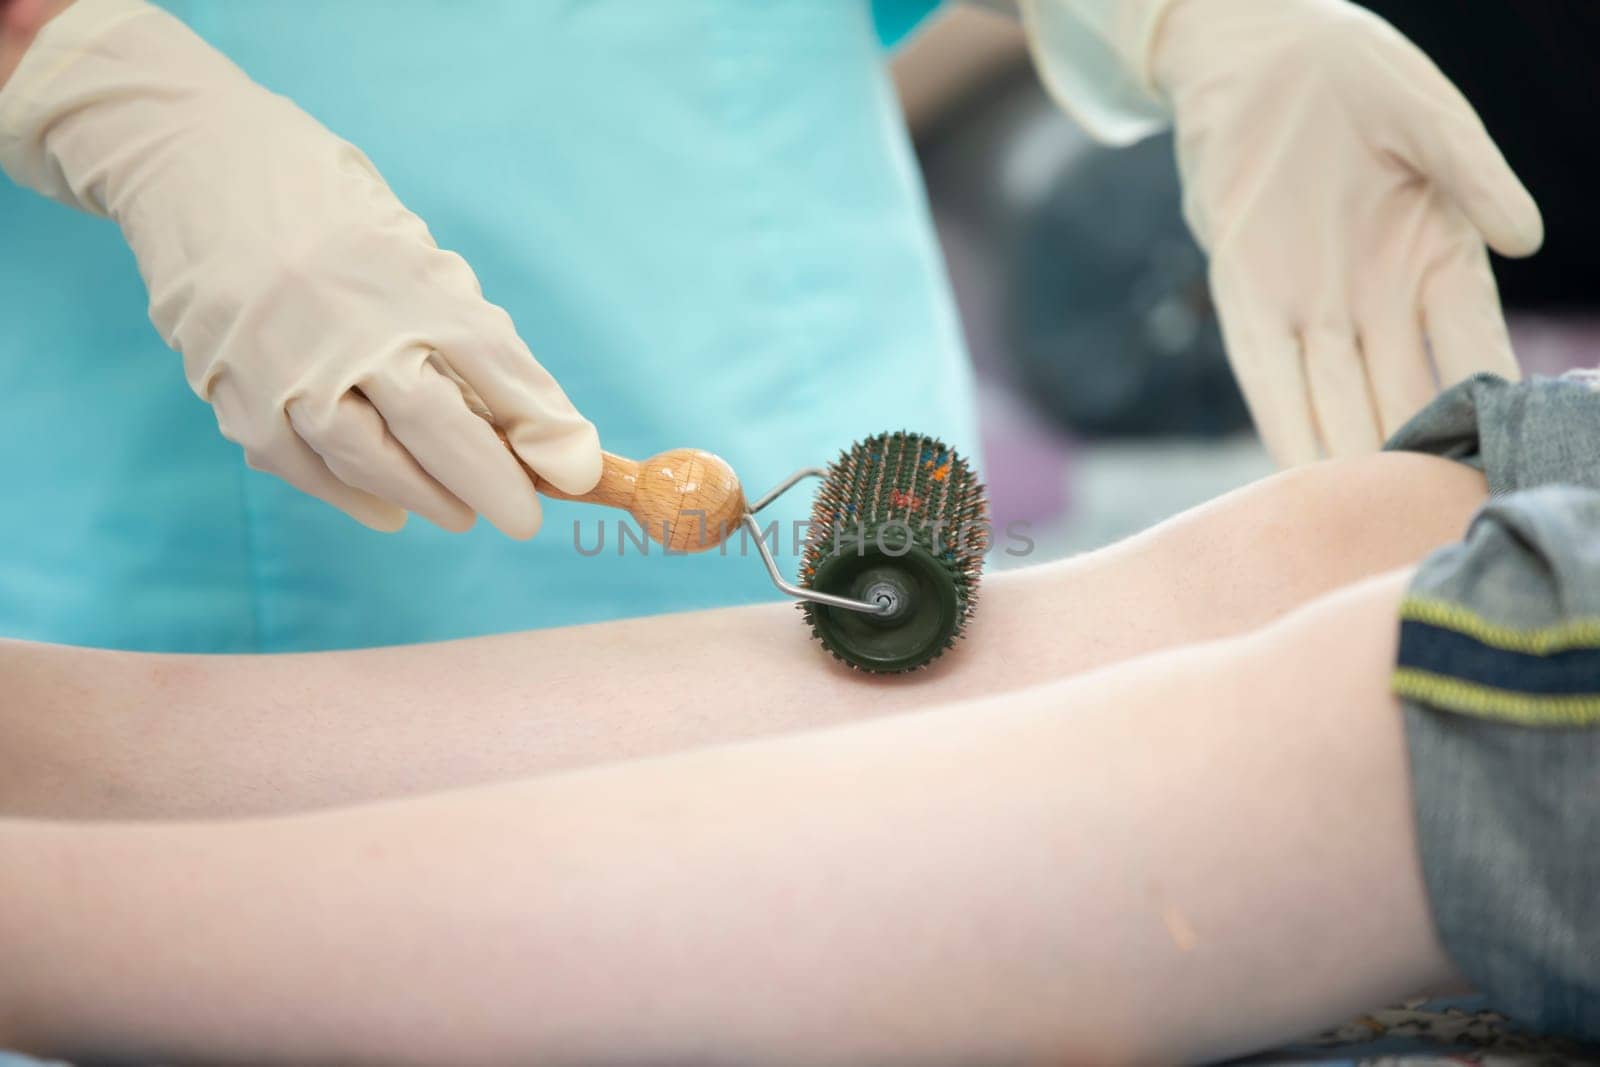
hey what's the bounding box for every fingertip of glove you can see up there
[1468,168,1544,259]
[476,455,546,541]
[355,506,408,534]
[538,453,603,498]
[515,420,604,497]
[489,496,543,542]
[1497,195,1545,259]
[431,508,478,535]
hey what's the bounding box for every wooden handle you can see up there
[497,431,746,553]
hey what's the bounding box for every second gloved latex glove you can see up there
[1021,0,1543,465]
[0,0,600,535]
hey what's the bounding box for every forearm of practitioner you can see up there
[0,0,72,86]
[0,567,1458,1065]
[0,452,1487,820]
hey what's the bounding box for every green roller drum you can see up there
[799,432,989,672]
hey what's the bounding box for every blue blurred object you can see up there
[0,1,978,652]
[1009,131,1247,437]
[919,68,1249,438]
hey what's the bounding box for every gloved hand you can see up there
[1020,0,1543,465]
[0,0,600,535]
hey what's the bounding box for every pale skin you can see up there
[2,452,1487,819]
[0,0,72,85]
[0,453,1490,1063]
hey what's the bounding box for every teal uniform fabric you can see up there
[0,1,978,652]
[871,0,942,46]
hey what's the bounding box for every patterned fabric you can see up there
[1239,996,1598,1065]
[4,1000,1591,1066]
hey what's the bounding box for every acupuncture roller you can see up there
[505,430,989,672]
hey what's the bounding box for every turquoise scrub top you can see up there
[0,1,978,653]
[871,0,942,47]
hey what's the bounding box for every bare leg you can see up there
[0,568,1454,1064]
[0,452,1485,818]
[1,453,1483,819]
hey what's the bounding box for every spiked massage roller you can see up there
[507,430,989,672]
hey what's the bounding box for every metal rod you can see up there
[748,466,828,514]
[740,514,889,615]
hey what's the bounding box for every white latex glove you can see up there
[1020,0,1543,465]
[0,0,600,535]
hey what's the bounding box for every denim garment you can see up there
[1386,371,1600,1043]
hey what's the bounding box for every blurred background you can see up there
[873,1,1600,565]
